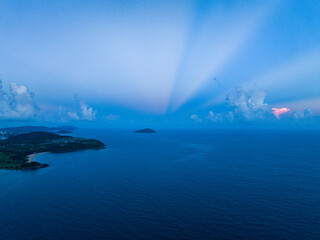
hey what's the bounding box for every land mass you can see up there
[0,126,77,138]
[56,130,73,134]
[0,131,105,170]
[134,128,156,133]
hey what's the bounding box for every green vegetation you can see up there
[0,131,105,170]
[0,152,42,170]
[0,152,21,169]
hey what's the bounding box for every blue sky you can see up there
[0,0,319,128]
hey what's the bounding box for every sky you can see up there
[0,0,319,128]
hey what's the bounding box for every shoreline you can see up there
[27,152,49,163]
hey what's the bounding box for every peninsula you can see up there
[0,126,78,138]
[0,131,105,170]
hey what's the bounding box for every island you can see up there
[0,126,77,138]
[134,128,156,133]
[0,131,105,170]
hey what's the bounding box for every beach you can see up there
[27,152,49,163]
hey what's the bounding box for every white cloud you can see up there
[207,111,222,122]
[293,107,314,120]
[226,87,269,120]
[0,80,38,120]
[191,114,202,123]
[79,102,96,121]
[67,111,80,120]
[67,96,97,121]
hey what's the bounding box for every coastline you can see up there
[27,152,49,163]
[0,131,105,170]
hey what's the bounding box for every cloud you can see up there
[304,107,314,118]
[79,102,96,121]
[293,107,314,120]
[276,97,320,116]
[226,87,269,120]
[207,111,222,122]
[192,87,314,125]
[67,111,80,121]
[0,80,39,120]
[192,88,271,124]
[272,108,290,119]
[67,96,97,121]
[191,114,202,123]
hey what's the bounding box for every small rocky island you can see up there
[134,128,156,133]
[0,131,105,170]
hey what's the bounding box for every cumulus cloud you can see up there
[191,87,270,124]
[207,111,222,122]
[191,87,314,125]
[293,107,314,120]
[67,96,97,121]
[0,80,38,120]
[226,87,269,120]
[67,111,80,120]
[191,114,202,123]
[192,110,234,125]
[79,102,96,120]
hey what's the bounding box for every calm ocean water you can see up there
[0,129,319,240]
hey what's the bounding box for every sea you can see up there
[0,129,319,240]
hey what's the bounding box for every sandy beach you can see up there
[27,152,49,163]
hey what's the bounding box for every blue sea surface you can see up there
[0,129,319,240]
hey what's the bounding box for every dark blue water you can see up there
[0,129,319,240]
